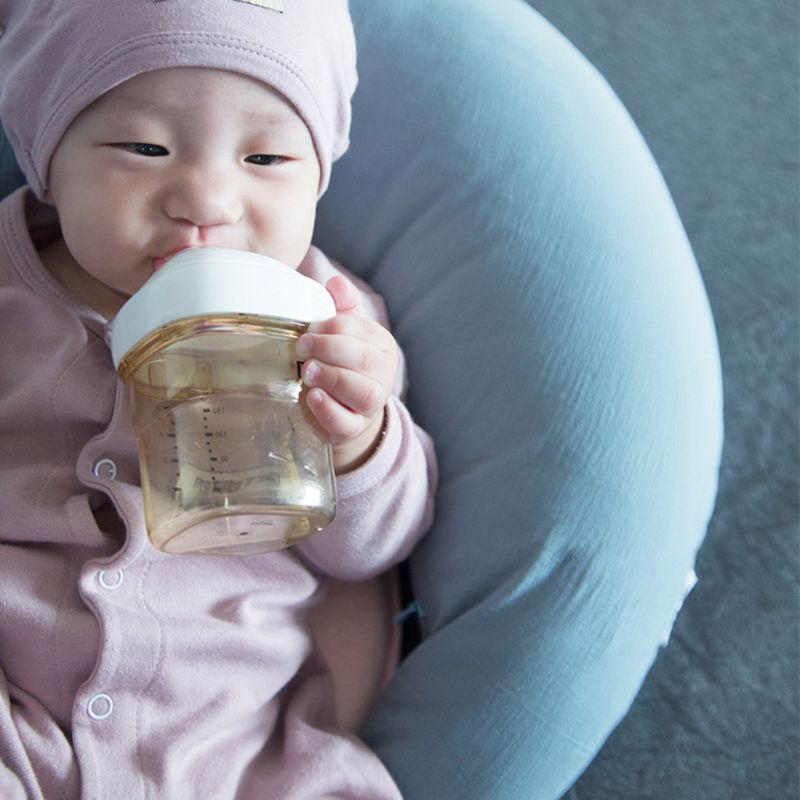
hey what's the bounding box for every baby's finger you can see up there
[305,387,365,443]
[307,312,379,341]
[302,360,385,417]
[296,333,384,378]
[325,275,361,315]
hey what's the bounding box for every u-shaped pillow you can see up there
[314,1,723,797]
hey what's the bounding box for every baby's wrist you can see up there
[332,408,388,474]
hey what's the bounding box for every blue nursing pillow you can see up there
[315,0,722,797]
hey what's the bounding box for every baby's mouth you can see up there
[152,247,198,272]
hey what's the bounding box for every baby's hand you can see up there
[296,275,398,473]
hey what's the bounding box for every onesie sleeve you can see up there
[297,394,436,580]
[294,247,437,580]
[0,764,26,800]
[0,670,39,800]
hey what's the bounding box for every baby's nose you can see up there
[162,168,244,228]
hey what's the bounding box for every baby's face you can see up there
[45,67,320,305]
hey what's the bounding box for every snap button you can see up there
[86,693,114,721]
[97,569,124,591]
[92,458,117,480]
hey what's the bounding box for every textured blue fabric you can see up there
[314,1,723,798]
[0,0,723,797]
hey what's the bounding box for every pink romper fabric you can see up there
[0,188,437,799]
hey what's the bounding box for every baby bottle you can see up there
[110,248,337,556]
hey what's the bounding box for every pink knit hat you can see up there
[0,0,357,198]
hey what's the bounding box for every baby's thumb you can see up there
[325,275,361,314]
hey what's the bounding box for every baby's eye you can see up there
[115,143,168,157]
[244,154,284,166]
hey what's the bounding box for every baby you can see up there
[0,2,436,799]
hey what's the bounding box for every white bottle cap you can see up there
[110,248,336,369]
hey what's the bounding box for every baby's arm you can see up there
[294,251,437,581]
[297,391,436,581]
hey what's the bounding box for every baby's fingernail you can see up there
[303,361,320,385]
[307,387,325,407]
[296,335,311,359]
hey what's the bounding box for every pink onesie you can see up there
[0,188,437,799]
